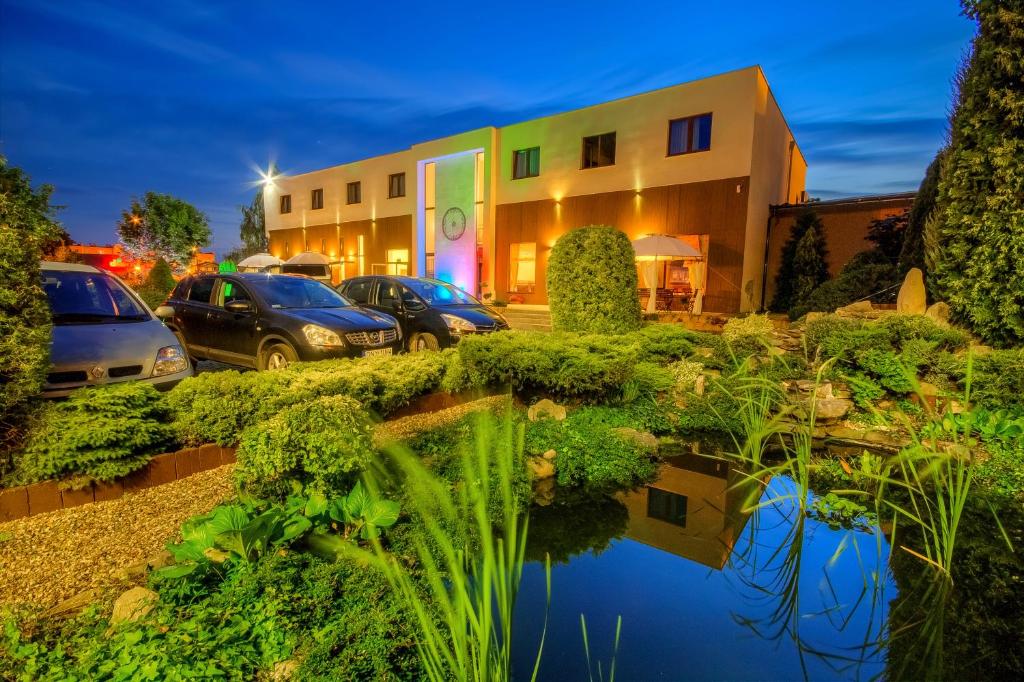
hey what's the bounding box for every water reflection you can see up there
[616,449,763,570]
[514,447,895,681]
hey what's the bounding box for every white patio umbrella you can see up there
[237,253,284,270]
[284,251,330,265]
[631,235,703,313]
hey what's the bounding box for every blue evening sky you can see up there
[0,1,975,255]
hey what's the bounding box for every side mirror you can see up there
[404,299,426,312]
[225,300,254,314]
[154,305,175,319]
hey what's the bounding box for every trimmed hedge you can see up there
[167,351,450,446]
[235,395,375,498]
[546,226,641,334]
[10,382,174,488]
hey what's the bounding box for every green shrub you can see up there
[235,395,375,498]
[628,324,700,363]
[722,314,774,344]
[455,331,635,402]
[10,382,174,487]
[790,250,899,319]
[168,352,448,446]
[524,407,657,489]
[0,158,62,452]
[135,257,176,309]
[547,225,641,334]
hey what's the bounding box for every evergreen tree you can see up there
[789,219,830,316]
[932,0,1024,346]
[899,150,945,277]
[771,209,828,312]
[136,257,176,309]
[0,157,62,455]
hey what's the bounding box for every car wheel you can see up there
[260,342,297,370]
[409,332,440,352]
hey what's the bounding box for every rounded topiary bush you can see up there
[235,395,374,499]
[546,225,641,334]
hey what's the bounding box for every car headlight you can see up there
[441,313,476,334]
[152,345,189,377]
[303,324,343,347]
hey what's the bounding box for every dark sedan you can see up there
[158,273,402,370]
[338,276,508,351]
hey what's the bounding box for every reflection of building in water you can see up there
[617,450,761,569]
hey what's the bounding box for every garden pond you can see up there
[510,444,1024,681]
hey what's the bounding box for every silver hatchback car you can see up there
[40,261,193,397]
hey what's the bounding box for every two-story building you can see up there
[264,65,806,313]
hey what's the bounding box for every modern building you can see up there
[264,65,806,313]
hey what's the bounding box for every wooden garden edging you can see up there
[0,445,237,523]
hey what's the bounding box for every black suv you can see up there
[159,273,402,370]
[338,276,509,351]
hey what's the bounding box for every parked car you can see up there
[337,276,509,351]
[157,273,402,370]
[39,261,192,397]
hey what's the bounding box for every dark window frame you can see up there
[279,194,292,214]
[667,113,713,156]
[580,132,616,169]
[346,181,361,205]
[512,147,541,179]
[388,172,406,199]
[311,188,324,210]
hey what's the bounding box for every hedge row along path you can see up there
[0,395,509,610]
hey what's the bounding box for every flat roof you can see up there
[285,65,793,179]
[772,191,916,214]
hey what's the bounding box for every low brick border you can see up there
[0,446,237,523]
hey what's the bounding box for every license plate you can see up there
[362,348,393,358]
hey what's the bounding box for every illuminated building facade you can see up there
[263,66,805,313]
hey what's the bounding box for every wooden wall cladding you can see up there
[268,215,413,272]
[494,177,750,313]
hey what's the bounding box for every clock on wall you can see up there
[441,207,467,241]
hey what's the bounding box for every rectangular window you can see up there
[311,188,324,210]
[581,132,616,169]
[186,277,215,304]
[668,113,712,156]
[388,172,406,198]
[320,238,327,255]
[647,488,687,527]
[509,242,537,293]
[279,194,292,214]
[512,147,540,179]
[386,248,410,276]
[346,181,361,205]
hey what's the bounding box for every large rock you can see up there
[897,268,927,315]
[814,398,853,422]
[110,587,158,625]
[925,302,950,325]
[611,427,659,452]
[528,399,566,422]
[527,456,555,479]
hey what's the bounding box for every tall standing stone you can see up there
[897,268,927,315]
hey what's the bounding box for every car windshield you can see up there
[42,270,150,324]
[249,276,352,309]
[403,279,478,305]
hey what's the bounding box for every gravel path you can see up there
[375,394,510,445]
[0,397,508,611]
[0,465,235,610]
